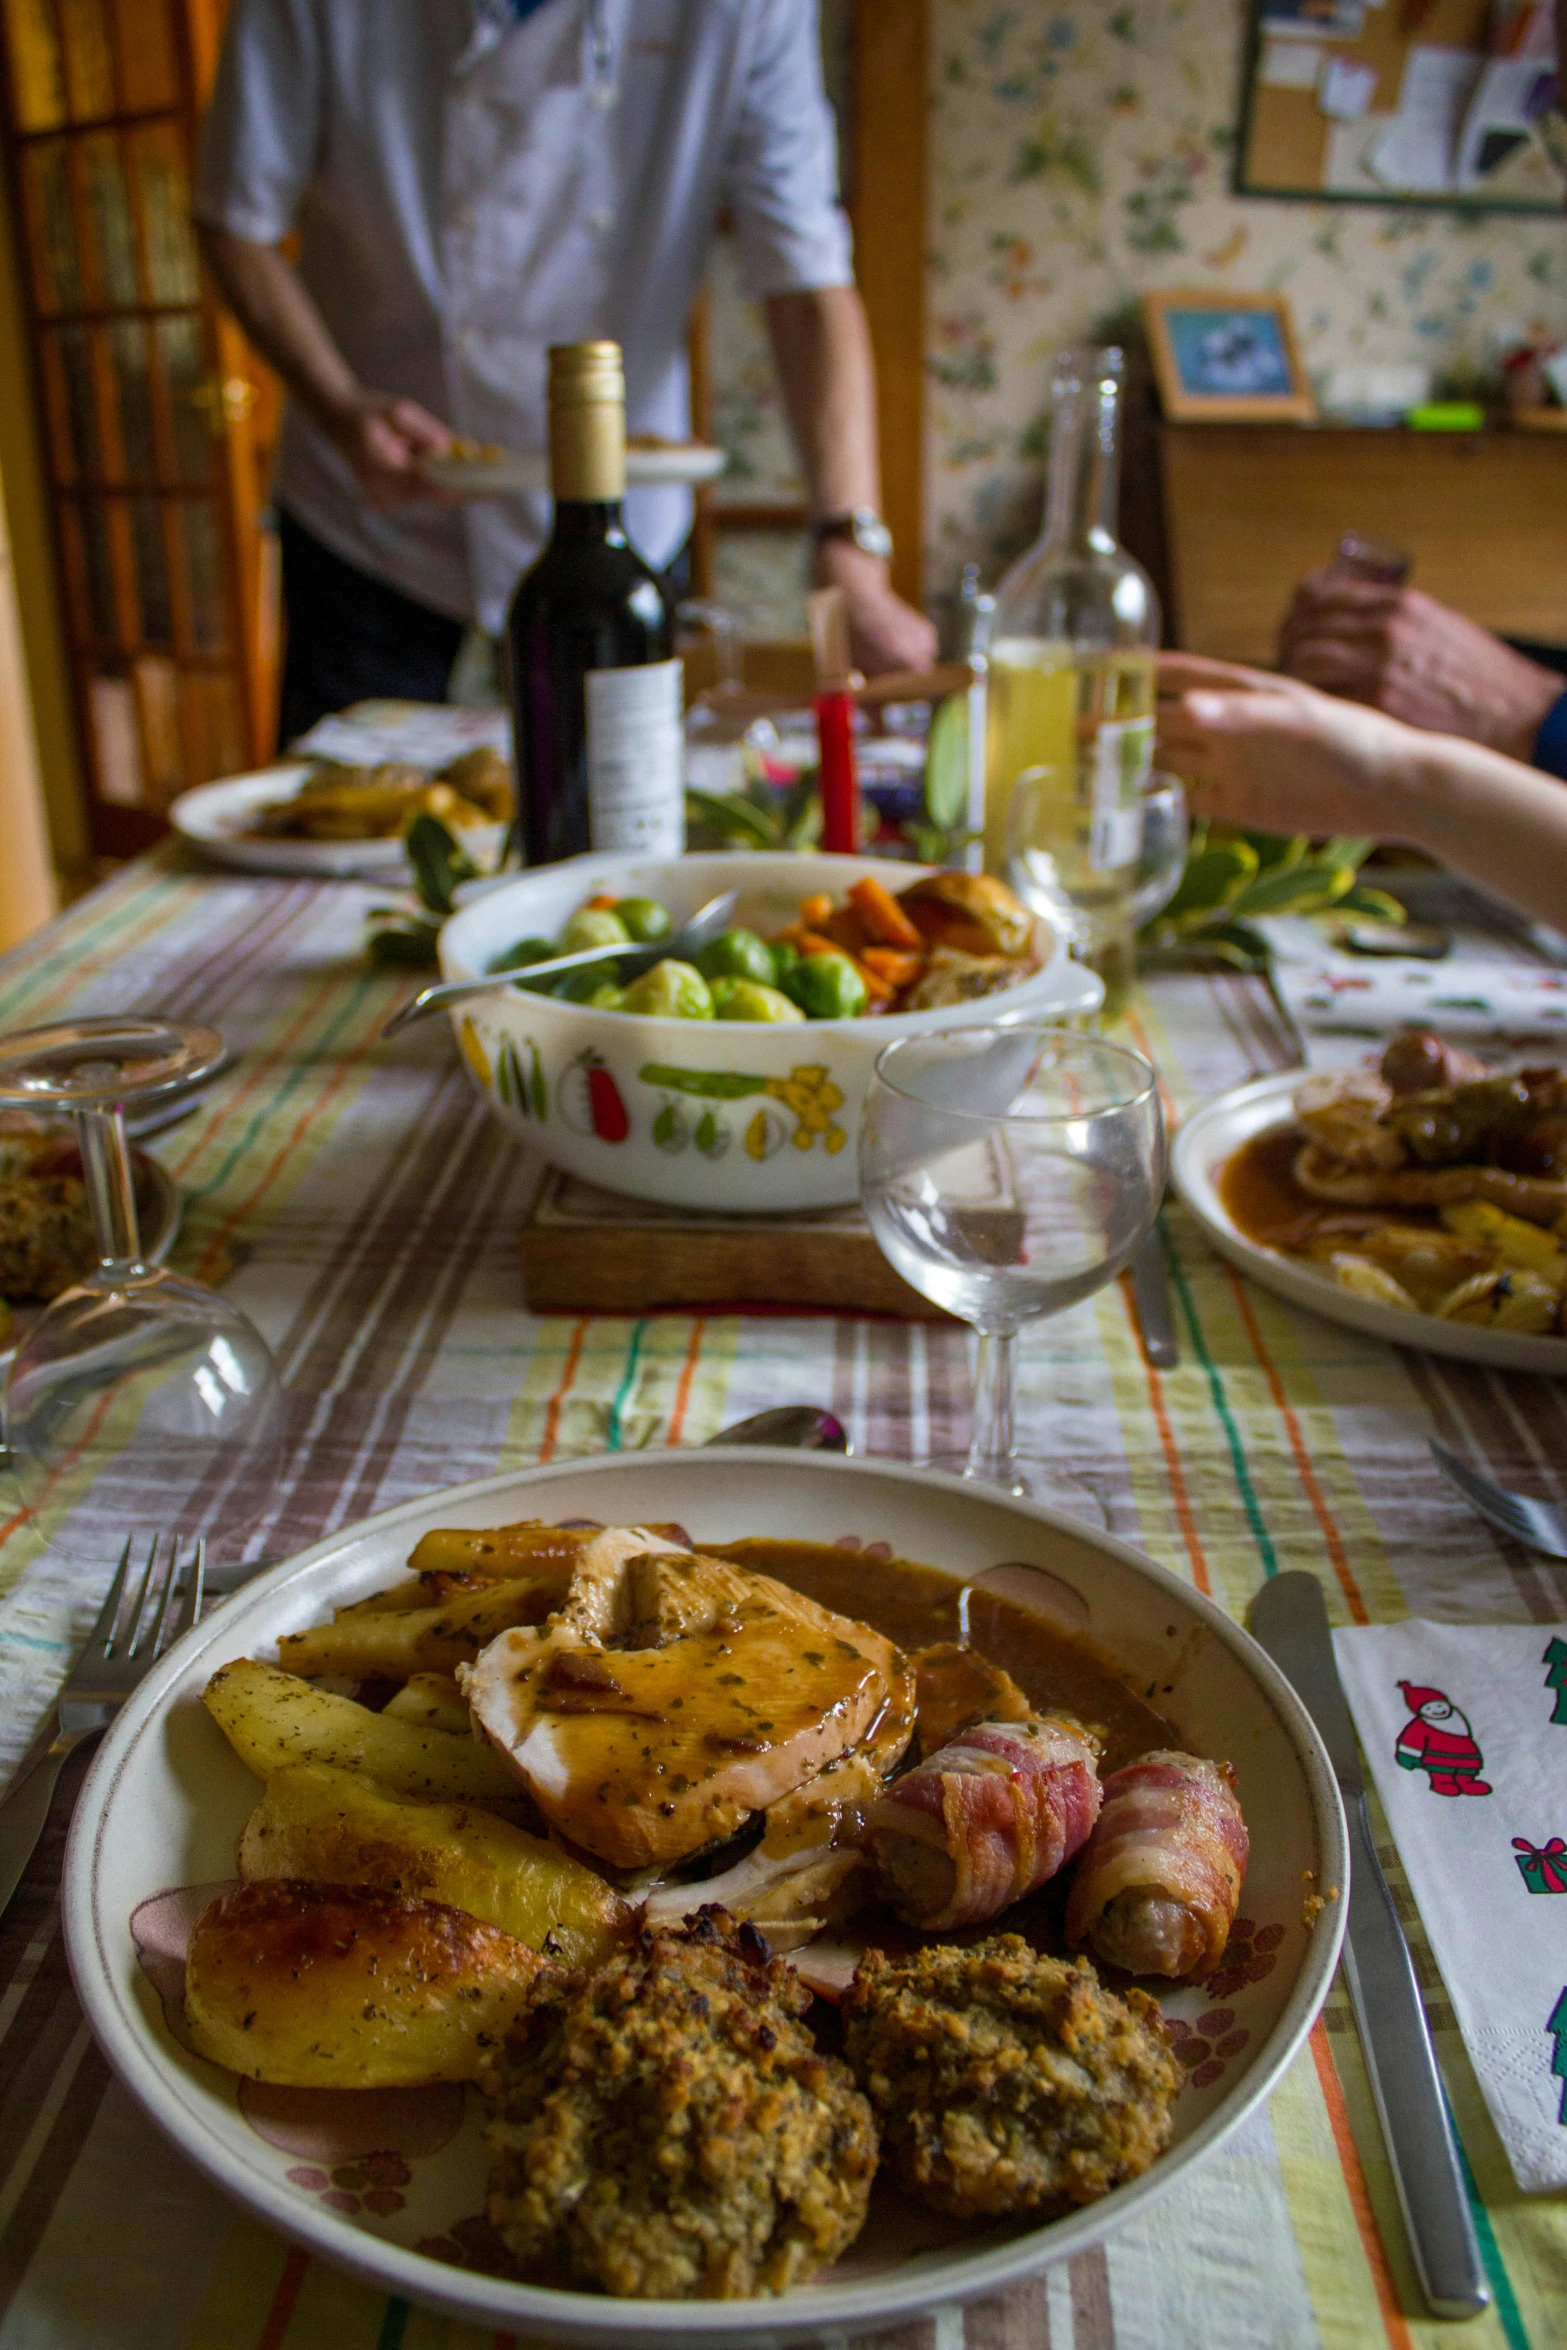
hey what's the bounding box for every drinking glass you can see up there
[1007,767,1189,1020]
[0,1018,284,1561]
[860,1023,1164,1513]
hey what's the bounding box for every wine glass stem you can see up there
[75,1104,143,1275]
[967,1330,1017,1483]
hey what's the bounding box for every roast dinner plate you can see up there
[62,1450,1346,2344]
[1172,1071,1567,1375]
[169,765,506,881]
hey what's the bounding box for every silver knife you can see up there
[1249,1573,1488,2320]
[1131,1226,1179,1369]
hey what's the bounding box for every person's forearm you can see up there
[764,285,880,517]
[1391,737,1567,932]
[195,222,360,430]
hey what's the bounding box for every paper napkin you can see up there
[1333,1619,1567,2193]
[1274,952,1567,1048]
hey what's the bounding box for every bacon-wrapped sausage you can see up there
[1064,1751,1248,1979]
[866,1716,1102,1932]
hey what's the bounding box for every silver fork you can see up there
[0,1533,205,1922]
[1429,1439,1567,1560]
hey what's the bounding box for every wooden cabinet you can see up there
[1157,422,1567,664]
[0,0,275,857]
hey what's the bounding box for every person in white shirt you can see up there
[194,0,936,739]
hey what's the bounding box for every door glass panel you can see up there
[110,0,176,112]
[20,141,82,312]
[4,0,67,130]
[58,0,115,121]
[88,671,147,804]
[154,316,212,486]
[75,497,118,642]
[185,669,244,784]
[54,322,101,478]
[82,133,139,305]
[37,335,78,481]
[127,123,199,304]
[131,495,172,644]
[179,502,228,652]
[109,319,157,480]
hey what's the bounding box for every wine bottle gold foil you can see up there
[547,341,626,502]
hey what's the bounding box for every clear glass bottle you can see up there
[985,346,1160,1014]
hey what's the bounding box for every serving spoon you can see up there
[380,889,739,1040]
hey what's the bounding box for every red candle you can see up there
[816,689,858,853]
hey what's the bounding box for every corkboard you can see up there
[1237,0,1563,213]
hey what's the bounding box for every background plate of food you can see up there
[170,750,510,880]
[0,1119,179,1365]
[422,437,727,496]
[1172,1040,1567,1374]
[63,1450,1345,2343]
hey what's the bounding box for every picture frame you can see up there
[1142,290,1317,424]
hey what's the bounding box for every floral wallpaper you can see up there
[701,0,1567,629]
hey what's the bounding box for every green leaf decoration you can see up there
[365,914,441,968]
[1236,830,1308,874]
[1157,839,1260,925]
[1225,857,1360,919]
[924,692,971,832]
[781,784,823,852]
[1333,885,1408,923]
[1320,837,1377,868]
[683,788,780,850]
[404,813,478,916]
[637,1063,767,1100]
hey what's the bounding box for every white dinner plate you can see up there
[1,1151,179,1370]
[1172,1070,1567,1375]
[169,766,506,881]
[422,441,728,497]
[63,1451,1345,2345]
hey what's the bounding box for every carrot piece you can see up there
[798,931,842,958]
[824,907,869,956]
[584,892,620,911]
[860,947,922,989]
[848,876,923,951]
[848,954,895,1004]
[799,892,834,928]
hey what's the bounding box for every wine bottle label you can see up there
[585,658,685,854]
[1088,716,1153,871]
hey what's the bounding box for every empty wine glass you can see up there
[1007,767,1188,1021]
[0,1018,284,1561]
[860,1023,1164,1515]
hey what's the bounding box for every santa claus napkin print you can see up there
[1334,1620,1567,2193]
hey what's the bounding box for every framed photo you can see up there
[1143,290,1316,423]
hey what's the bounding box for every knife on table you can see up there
[1130,1226,1179,1369]
[1249,1572,1488,2321]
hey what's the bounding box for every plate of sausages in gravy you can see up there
[62,1452,1346,2341]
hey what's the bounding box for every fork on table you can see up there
[0,1533,204,1923]
[1429,1440,1567,1561]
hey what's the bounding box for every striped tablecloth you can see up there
[2,850,1565,2350]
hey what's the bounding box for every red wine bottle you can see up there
[507,342,682,865]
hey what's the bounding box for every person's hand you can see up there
[316,390,455,506]
[1277,570,1561,761]
[814,540,938,676]
[1157,652,1425,838]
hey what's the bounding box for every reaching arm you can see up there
[196,223,452,504]
[765,286,937,676]
[1156,652,1567,934]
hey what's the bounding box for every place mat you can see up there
[1,858,1565,2346]
[1335,1619,1567,2193]
[1259,910,1567,1067]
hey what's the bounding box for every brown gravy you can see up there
[710,1537,1174,1773]
[1219,1125,1442,1250]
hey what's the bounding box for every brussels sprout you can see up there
[767,939,801,987]
[492,936,555,972]
[784,951,868,1020]
[620,959,715,1019]
[709,977,806,1023]
[556,968,626,1006]
[695,926,776,985]
[559,906,630,953]
[616,895,671,943]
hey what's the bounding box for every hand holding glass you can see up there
[860,1024,1165,1505]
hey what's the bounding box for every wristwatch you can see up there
[812,507,894,564]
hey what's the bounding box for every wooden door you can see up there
[0,0,275,856]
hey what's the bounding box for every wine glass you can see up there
[1007,767,1188,1021]
[860,1023,1164,1516]
[0,1018,284,1562]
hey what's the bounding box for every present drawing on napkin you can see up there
[1335,1621,1567,2193]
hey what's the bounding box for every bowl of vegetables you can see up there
[438,853,1101,1211]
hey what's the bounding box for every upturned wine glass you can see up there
[860,1023,1164,1513]
[0,1018,283,1561]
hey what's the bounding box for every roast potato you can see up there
[185,1879,546,2086]
[383,1671,471,1736]
[278,1574,561,1680]
[202,1657,525,1808]
[238,1761,628,1966]
[899,872,1034,960]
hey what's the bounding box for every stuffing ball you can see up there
[841,1934,1179,2218]
[480,1907,878,2299]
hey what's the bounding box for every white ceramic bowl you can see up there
[63,1450,1346,2345]
[437,853,1102,1210]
